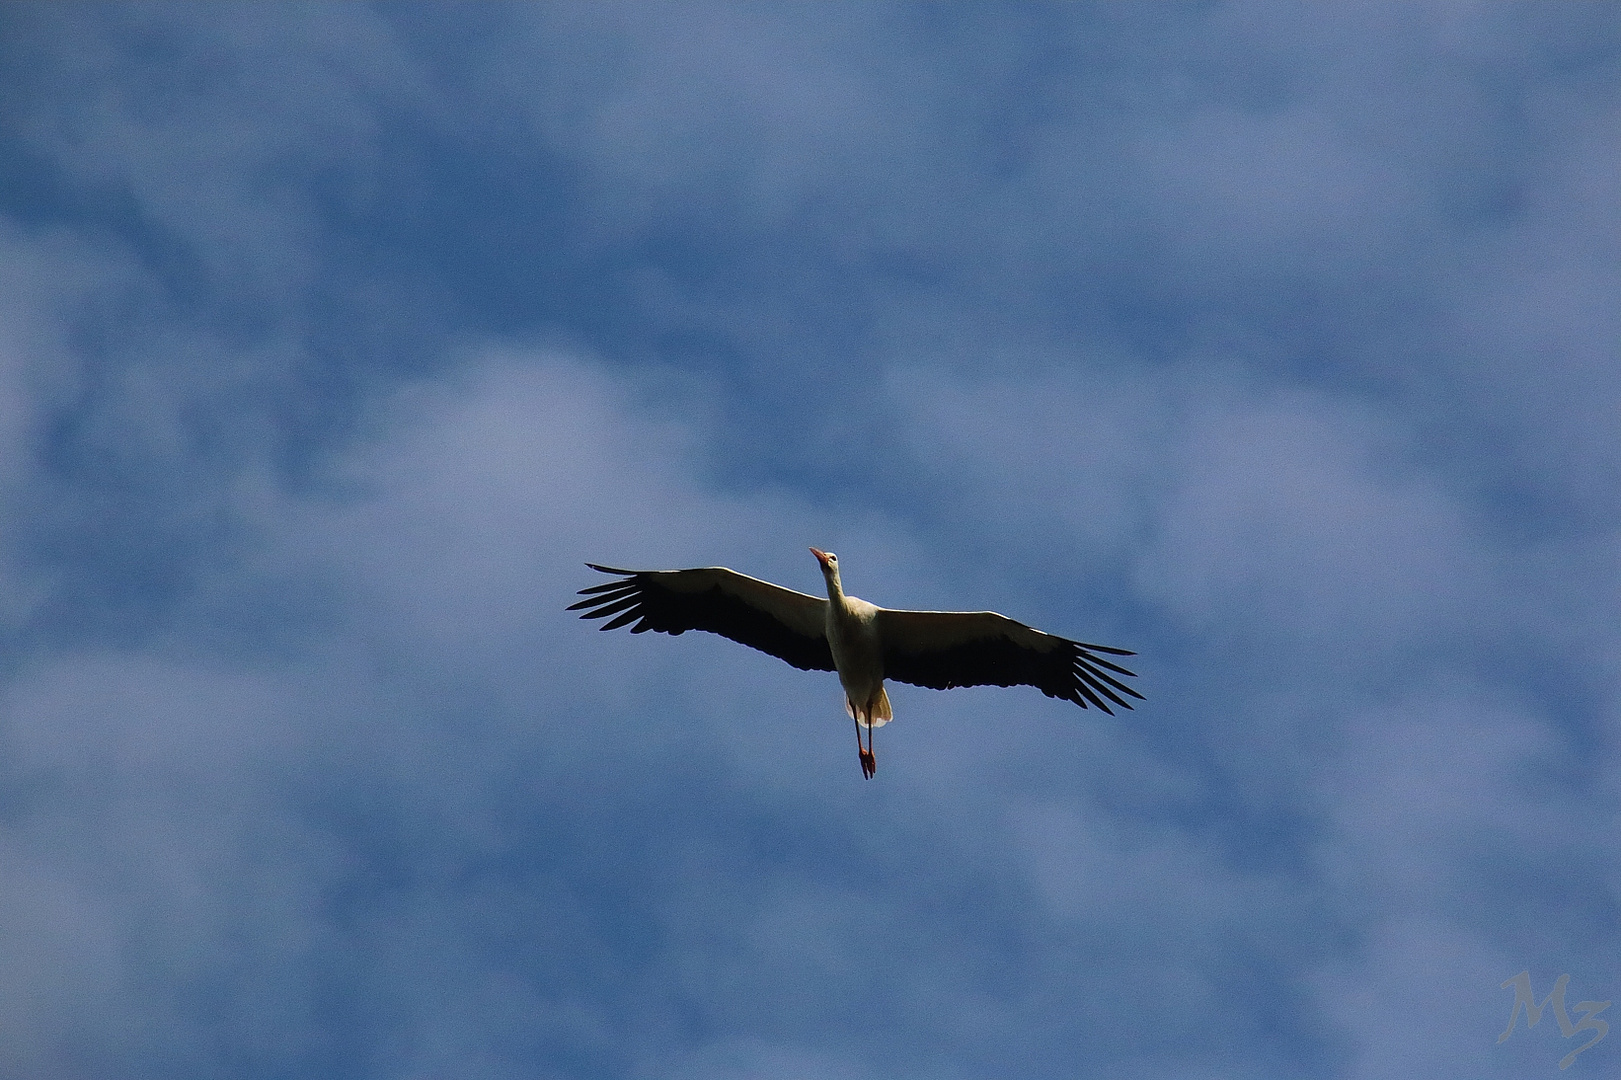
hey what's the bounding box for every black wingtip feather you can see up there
[578,597,640,620]
[601,608,643,631]
[1075,660,1141,702]
[569,589,635,609]
[1075,669,1131,710]
[568,591,633,611]
[576,579,635,596]
[1077,642,1136,656]
[1082,653,1139,678]
[1070,677,1111,713]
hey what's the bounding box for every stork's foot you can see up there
[859,748,876,779]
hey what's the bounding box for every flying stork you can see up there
[570,549,1142,778]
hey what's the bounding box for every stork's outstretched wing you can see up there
[570,564,835,672]
[876,609,1141,714]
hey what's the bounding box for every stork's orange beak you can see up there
[809,547,831,567]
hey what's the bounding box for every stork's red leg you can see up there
[853,714,875,778]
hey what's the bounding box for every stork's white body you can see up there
[819,571,891,729]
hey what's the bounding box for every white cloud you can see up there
[0,353,913,1073]
[2,5,1619,1077]
[11,5,430,300]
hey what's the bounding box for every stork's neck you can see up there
[821,568,847,608]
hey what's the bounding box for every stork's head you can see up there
[809,547,840,587]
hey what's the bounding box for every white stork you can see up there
[570,549,1141,778]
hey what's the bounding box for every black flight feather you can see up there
[574,565,835,672]
[882,633,1142,715]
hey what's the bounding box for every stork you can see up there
[569,549,1141,777]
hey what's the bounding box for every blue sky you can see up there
[1,4,1619,1078]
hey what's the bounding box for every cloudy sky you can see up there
[2,4,1619,1078]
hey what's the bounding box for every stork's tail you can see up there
[845,685,892,729]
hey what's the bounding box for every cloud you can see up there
[0,353,1327,1076]
[6,4,430,300]
[1308,682,1612,1080]
[0,355,930,1076]
[1,4,1619,1079]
